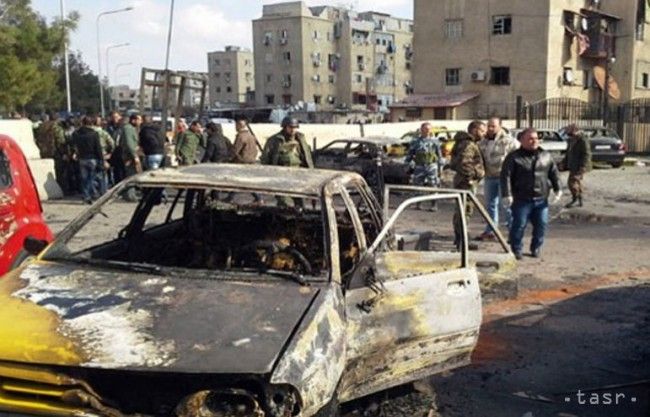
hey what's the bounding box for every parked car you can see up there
[313,136,412,186]
[509,128,567,163]
[0,164,508,417]
[0,134,52,274]
[558,125,627,168]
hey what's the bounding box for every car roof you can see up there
[331,136,405,145]
[133,163,362,196]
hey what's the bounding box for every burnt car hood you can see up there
[0,262,320,374]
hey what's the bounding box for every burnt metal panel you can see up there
[2,263,320,374]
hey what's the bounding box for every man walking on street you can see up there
[72,116,103,204]
[176,121,203,165]
[478,117,519,240]
[201,122,233,163]
[450,120,486,248]
[406,122,442,211]
[501,128,562,260]
[91,116,114,195]
[139,115,166,170]
[106,111,123,185]
[121,114,142,201]
[562,124,591,208]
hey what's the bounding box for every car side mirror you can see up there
[24,236,49,256]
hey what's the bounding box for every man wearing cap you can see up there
[261,117,313,168]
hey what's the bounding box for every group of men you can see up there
[444,119,590,260]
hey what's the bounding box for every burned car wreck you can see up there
[0,164,490,417]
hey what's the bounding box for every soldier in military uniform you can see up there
[261,117,313,207]
[92,116,115,195]
[406,122,442,211]
[450,121,486,248]
[562,124,591,208]
[36,112,73,195]
[176,121,204,165]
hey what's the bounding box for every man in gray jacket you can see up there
[478,117,519,240]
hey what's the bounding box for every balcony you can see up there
[582,32,615,59]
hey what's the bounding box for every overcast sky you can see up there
[32,0,412,88]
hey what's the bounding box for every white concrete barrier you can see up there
[0,119,63,200]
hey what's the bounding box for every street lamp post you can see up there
[96,6,133,118]
[105,43,130,87]
[160,0,176,136]
[59,0,71,113]
[105,44,130,111]
[113,62,133,83]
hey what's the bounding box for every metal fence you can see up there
[513,97,650,153]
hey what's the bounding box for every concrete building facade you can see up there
[252,1,413,111]
[207,46,255,107]
[401,0,650,120]
[109,85,152,111]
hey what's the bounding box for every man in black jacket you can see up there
[72,116,104,204]
[500,128,562,259]
[139,115,166,170]
[201,122,233,163]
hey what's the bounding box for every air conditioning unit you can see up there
[471,70,486,82]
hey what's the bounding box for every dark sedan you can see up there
[559,126,627,168]
[313,136,412,186]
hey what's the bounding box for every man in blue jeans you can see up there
[500,128,561,260]
[478,117,519,240]
[71,116,104,204]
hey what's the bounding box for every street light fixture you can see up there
[105,43,130,87]
[113,62,133,82]
[59,0,71,113]
[96,6,134,118]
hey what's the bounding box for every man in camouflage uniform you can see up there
[121,114,142,201]
[176,121,204,165]
[562,124,591,208]
[261,117,313,207]
[37,113,72,194]
[450,120,486,248]
[92,116,115,195]
[406,122,442,211]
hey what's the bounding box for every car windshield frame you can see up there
[41,182,333,283]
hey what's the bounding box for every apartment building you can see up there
[398,0,650,120]
[252,1,413,111]
[207,46,255,107]
[109,84,152,111]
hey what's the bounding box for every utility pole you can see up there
[60,0,71,113]
[160,0,176,136]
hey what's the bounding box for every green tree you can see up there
[55,51,102,114]
[0,0,78,114]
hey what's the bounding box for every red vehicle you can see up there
[0,134,52,274]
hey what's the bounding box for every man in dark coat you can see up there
[72,116,104,204]
[562,124,591,208]
[202,122,233,163]
[139,115,166,170]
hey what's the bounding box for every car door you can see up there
[338,189,481,402]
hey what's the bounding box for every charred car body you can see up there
[0,164,498,417]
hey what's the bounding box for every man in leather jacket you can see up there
[500,128,561,260]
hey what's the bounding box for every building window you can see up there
[643,73,649,88]
[314,95,322,104]
[355,74,363,83]
[328,74,335,84]
[563,67,574,85]
[265,94,275,104]
[283,74,292,87]
[313,30,320,40]
[492,15,512,35]
[214,73,221,79]
[405,108,422,118]
[226,86,232,93]
[444,19,463,39]
[282,94,292,105]
[245,72,252,80]
[445,68,460,86]
[283,51,291,62]
[264,32,273,46]
[312,74,321,82]
[214,59,220,66]
[216,87,221,93]
[266,74,273,83]
[491,67,510,85]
